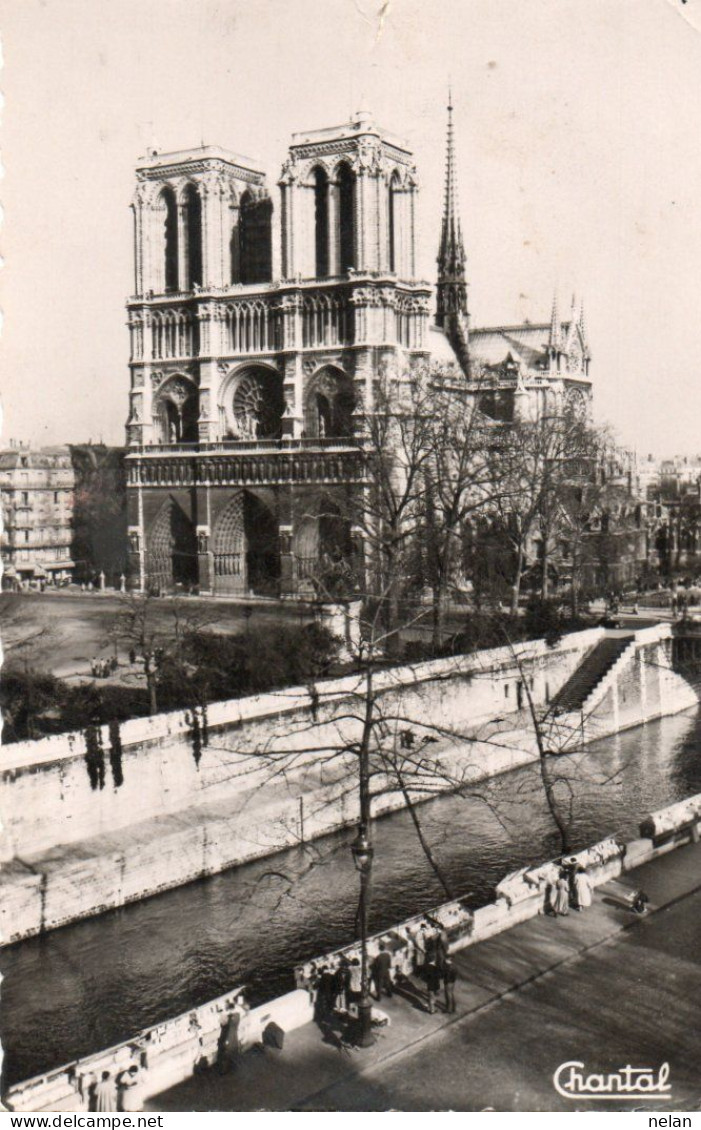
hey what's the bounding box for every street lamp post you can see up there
[351,825,375,1048]
[351,660,376,1048]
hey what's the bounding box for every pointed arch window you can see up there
[240,191,273,284]
[183,184,203,290]
[160,187,179,293]
[388,172,401,274]
[312,166,329,278]
[337,163,356,273]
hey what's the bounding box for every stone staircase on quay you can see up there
[550,635,635,715]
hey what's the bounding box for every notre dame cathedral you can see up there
[125,103,592,596]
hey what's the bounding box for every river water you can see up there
[2,708,701,1088]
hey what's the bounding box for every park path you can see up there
[147,838,701,1112]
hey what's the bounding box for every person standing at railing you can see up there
[118,1065,143,1112]
[425,959,442,1014]
[94,1071,118,1112]
[371,942,394,1001]
[573,866,593,911]
[443,959,458,1014]
[552,872,570,917]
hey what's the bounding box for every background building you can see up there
[0,445,76,588]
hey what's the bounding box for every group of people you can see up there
[308,919,460,1031]
[550,863,593,917]
[90,655,118,678]
[312,956,364,1022]
[403,921,458,1015]
[79,1064,143,1112]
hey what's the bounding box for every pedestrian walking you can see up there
[216,1009,241,1074]
[412,925,427,975]
[94,1071,117,1112]
[573,865,592,910]
[315,965,336,1020]
[552,872,570,916]
[333,959,351,1013]
[443,959,458,1013]
[631,889,649,915]
[425,960,442,1014]
[435,926,450,971]
[348,956,362,1014]
[371,942,394,1001]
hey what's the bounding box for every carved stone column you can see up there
[279,158,299,278]
[127,479,146,592]
[406,172,419,280]
[132,184,146,296]
[178,201,189,292]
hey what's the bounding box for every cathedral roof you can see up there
[427,324,464,365]
[469,321,580,370]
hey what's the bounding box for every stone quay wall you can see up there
[0,624,695,947]
[6,789,700,1114]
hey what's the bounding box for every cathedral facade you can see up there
[125,113,431,595]
[124,106,592,596]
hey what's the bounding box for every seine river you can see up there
[2,708,701,1087]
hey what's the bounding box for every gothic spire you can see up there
[436,91,468,333]
[578,297,588,346]
[548,290,561,351]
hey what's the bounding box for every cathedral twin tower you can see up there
[125,106,591,596]
[125,110,432,596]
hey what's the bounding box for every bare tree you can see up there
[421,364,507,648]
[488,406,596,612]
[113,592,216,714]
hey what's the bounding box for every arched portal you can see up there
[294,493,354,593]
[183,184,203,290]
[337,163,356,273]
[212,493,245,594]
[223,366,284,440]
[244,493,279,596]
[147,497,197,592]
[312,166,329,279]
[304,367,355,438]
[319,498,353,562]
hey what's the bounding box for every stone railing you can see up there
[292,791,699,988]
[3,983,313,1114]
[127,447,365,488]
[639,794,701,844]
[130,437,361,456]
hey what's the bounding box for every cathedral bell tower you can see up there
[278,109,420,282]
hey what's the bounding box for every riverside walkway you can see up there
[147,838,701,1112]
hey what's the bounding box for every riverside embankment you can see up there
[6,790,700,1112]
[0,623,696,946]
[2,702,701,1092]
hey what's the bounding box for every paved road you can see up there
[0,591,312,677]
[149,841,701,1113]
[307,880,701,1112]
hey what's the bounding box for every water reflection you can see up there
[2,708,700,1087]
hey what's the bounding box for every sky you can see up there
[1,0,700,457]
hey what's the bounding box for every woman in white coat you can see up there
[574,866,593,910]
